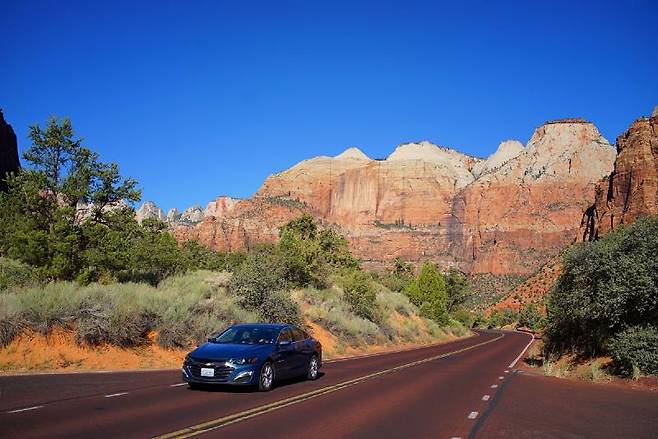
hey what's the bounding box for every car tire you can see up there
[258,362,275,392]
[188,382,201,390]
[306,355,319,380]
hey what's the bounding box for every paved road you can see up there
[1,331,656,438]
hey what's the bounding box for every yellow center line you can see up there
[154,333,505,439]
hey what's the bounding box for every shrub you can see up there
[259,290,302,326]
[405,261,448,324]
[452,308,477,328]
[487,309,518,328]
[298,286,381,346]
[229,247,287,310]
[0,294,23,346]
[445,268,471,313]
[338,270,380,322]
[0,257,39,291]
[518,303,545,331]
[608,325,658,377]
[546,217,658,356]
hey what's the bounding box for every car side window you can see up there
[291,327,305,342]
[278,328,292,343]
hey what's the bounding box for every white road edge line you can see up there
[468,411,479,419]
[170,383,188,387]
[104,392,129,398]
[508,331,535,369]
[7,405,44,414]
[482,395,490,401]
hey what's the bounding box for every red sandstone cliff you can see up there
[581,113,658,239]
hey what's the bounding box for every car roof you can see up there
[232,323,289,329]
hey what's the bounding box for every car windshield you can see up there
[210,326,281,345]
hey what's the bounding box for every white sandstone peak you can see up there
[472,140,525,177]
[335,147,370,160]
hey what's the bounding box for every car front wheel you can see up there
[307,355,319,380]
[258,362,274,392]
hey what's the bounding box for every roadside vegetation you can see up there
[0,117,470,371]
[544,217,658,378]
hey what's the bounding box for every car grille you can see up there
[186,358,235,380]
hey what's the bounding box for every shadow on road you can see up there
[186,372,326,393]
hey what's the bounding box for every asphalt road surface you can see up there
[1,330,657,438]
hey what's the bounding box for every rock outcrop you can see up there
[136,201,166,223]
[0,110,20,192]
[471,140,524,177]
[581,112,658,239]
[167,208,181,223]
[168,122,617,275]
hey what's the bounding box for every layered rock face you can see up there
[142,119,618,275]
[581,113,658,239]
[0,110,20,192]
[453,120,616,273]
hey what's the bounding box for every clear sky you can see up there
[1,1,657,211]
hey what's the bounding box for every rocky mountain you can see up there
[0,110,20,192]
[453,119,616,274]
[144,117,620,275]
[581,112,658,239]
[136,201,165,223]
[491,108,658,313]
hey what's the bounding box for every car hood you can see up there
[189,342,272,361]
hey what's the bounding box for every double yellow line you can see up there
[155,333,505,439]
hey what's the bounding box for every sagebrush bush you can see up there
[0,271,258,349]
[338,270,380,322]
[608,325,658,377]
[0,294,23,347]
[298,286,381,345]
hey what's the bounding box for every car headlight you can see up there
[228,357,258,366]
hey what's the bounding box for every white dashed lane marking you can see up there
[7,405,44,414]
[491,384,498,388]
[104,392,129,398]
[468,411,479,419]
[498,376,504,380]
[482,395,490,401]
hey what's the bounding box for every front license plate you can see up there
[200,367,214,377]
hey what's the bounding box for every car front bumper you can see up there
[182,362,258,385]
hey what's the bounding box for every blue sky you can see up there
[1,1,657,211]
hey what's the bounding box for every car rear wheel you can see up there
[258,362,274,392]
[307,355,319,380]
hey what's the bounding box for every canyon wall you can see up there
[141,118,621,275]
[581,112,658,239]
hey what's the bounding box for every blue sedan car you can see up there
[182,323,322,391]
